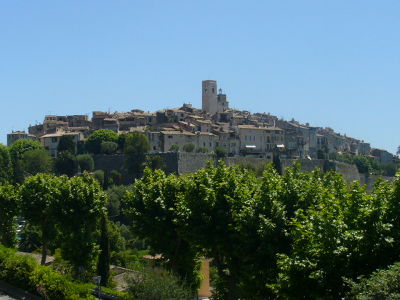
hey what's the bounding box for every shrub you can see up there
[101,141,118,155]
[85,130,119,154]
[182,143,195,153]
[126,265,194,300]
[77,154,94,172]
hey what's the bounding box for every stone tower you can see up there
[202,80,218,114]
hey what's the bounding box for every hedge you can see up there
[0,245,128,300]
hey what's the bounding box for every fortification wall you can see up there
[225,156,273,167]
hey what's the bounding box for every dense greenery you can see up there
[330,152,399,176]
[125,162,400,299]
[85,129,119,154]
[124,131,150,175]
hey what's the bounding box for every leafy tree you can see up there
[92,170,105,187]
[214,146,227,158]
[57,135,75,154]
[101,141,118,155]
[169,144,179,152]
[0,183,20,247]
[347,262,400,299]
[144,155,166,171]
[124,132,150,176]
[0,144,12,183]
[54,151,78,177]
[85,129,119,154]
[56,174,107,277]
[125,168,200,291]
[106,185,128,224]
[109,169,122,186]
[20,173,63,264]
[76,154,94,172]
[97,214,110,286]
[9,139,43,182]
[22,149,53,175]
[182,143,195,153]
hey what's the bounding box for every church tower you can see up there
[202,80,218,114]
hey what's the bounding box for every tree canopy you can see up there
[85,129,119,154]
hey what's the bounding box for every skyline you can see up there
[1,1,399,153]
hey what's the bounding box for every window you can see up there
[212,88,215,93]
[52,137,58,143]
[168,135,173,139]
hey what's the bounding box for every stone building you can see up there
[7,131,38,146]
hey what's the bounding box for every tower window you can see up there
[212,88,215,93]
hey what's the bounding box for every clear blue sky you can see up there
[1,1,399,153]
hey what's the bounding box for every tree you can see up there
[182,143,195,153]
[77,154,94,172]
[144,155,166,171]
[20,173,63,264]
[9,139,43,182]
[54,151,78,177]
[125,168,200,291]
[22,149,53,175]
[56,174,107,277]
[85,129,119,154]
[214,146,227,158]
[97,214,110,286]
[0,183,20,247]
[169,144,179,152]
[57,135,75,154]
[100,141,118,155]
[124,132,150,176]
[0,144,12,183]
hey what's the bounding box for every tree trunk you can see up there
[41,240,48,265]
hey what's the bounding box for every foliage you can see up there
[169,144,179,152]
[57,135,76,154]
[18,224,42,253]
[144,155,166,171]
[22,149,53,175]
[97,215,110,286]
[126,265,194,300]
[124,132,150,175]
[330,152,399,176]
[56,174,107,278]
[77,154,94,172]
[0,183,20,247]
[124,168,201,291]
[9,139,43,182]
[214,146,227,158]
[20,173,63,264]
[182,143,195,153]
[92,170,105,187]
[100,141,118,155]
[0,144,12,183]
[0,245,95,299]
[85,129,119,154]
[54,151,78,177]
[347,262,400,300]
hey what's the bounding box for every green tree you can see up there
[214,146,227,158]
[54,151,78,177]
[20,173,63,264]
[101,141,118,155]
[144,155,166,171]
[0,183,20,247]
[125,168,200,291]
[76,154,94,172]
[57,135,75,154]
[97,214,110,286]
[124,132,150,176]
[85,129,119,154]
[169,144,179,152]
[22,149,53,175]
[182,143,195,153]
[0,144,12,183]
[9,139,43,182]
[56,174,107,277]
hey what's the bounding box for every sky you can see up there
[0,1,399,154]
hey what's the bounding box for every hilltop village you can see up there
[7,80,395,163]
